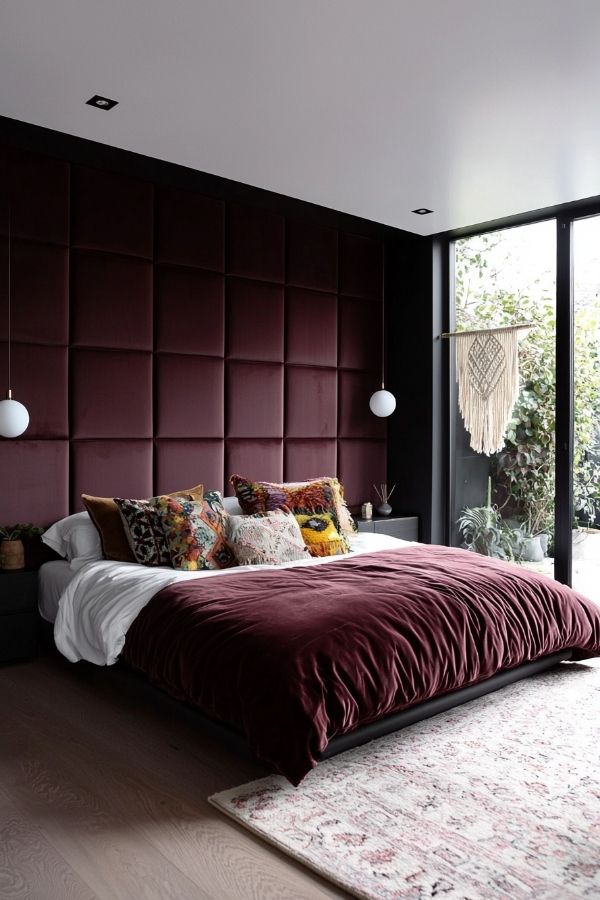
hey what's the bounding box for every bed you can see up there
[48,529,600,785]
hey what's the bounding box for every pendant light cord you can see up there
[7,197,11,395]
[381,248,386,390]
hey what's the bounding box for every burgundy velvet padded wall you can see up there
[0,144,386,525]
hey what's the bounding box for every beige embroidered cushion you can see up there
[228,511,309,566]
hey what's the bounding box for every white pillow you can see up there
[42,512,102,566]
[221,495,244,516]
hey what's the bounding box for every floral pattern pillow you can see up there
[155,493,235,571]
[228,511,310,566]
[294,511,350,558]
[230,475,356,534]
[115,497,171,567]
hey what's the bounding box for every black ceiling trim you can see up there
[433,193,600,241]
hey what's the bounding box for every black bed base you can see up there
[52,639,572,768]
[321,649,572,759]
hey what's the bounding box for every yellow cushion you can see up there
[294,512,349,558]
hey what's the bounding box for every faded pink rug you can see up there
[210,660,600,899]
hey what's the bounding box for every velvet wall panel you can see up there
[227,361,284,439]
[71,252,153,350]
[285,367,337,438]
[285,439,338,483]
[228,204,285,283]
[156,187,225,271]
[227,278,284,362]
[156,355,224,438]
[71,349,153,439]
[0,143,386,524]
[0,147,69,244]
[0,240,69,345]
[1,441,69,523]
[286,219,338,292]
[155,440,224,497]
[226,439,284,485]
[72,440,153,508]
[71,166,154,258]
[156,267,225,356]
[285,288,337,367]
[0,343,68,438]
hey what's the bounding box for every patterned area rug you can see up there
[209,660,600,899]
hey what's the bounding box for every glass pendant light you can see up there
[0,188,29,438]
[369,250,396,417]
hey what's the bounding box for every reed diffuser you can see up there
[373,483,395,517]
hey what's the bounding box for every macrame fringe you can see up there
[456,329,520,456]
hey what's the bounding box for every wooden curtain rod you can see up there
[440,323,532,339]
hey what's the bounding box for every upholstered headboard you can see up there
[0,144,386,525]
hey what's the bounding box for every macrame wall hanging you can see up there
[442,323,531,456]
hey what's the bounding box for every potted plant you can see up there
[0,523,44,570]
[457,479,525,562]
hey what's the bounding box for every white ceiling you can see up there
[1,0,600,236]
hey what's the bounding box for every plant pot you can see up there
[520,535,545,563]
[376,502,393,517]
[1,539,25,570]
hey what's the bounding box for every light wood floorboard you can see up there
[0,653,347,900]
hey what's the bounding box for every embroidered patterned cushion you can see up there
[230,475,356,534]
[115,497,172,567]
[294,511,349,558]
[83,483,203,563]
[155,493,235,571]
[228,511,310,566]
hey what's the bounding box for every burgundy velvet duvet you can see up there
[122,546,600,784]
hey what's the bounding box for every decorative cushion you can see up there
[114,498,171,567]
[82,483,204,562]
[294,511,349,558]
[230,475,355,534]
[155,493,235,571]
[228,511,309,566]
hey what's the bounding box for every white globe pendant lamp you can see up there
[369,386,396,417]
[0,191,29,438]
[0,391,29,438]
[369,252,396,417]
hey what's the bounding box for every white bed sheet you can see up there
[54,532,414,667]
[39,560,77,623]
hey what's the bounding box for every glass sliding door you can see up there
[572,216,600,603]
[451,221,557,576]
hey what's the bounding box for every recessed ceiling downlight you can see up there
[412,208,434,215]
[86,95,119,111]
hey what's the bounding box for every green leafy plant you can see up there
[0,523,44,541]
[455,229,600,544]
[457,479,525,561]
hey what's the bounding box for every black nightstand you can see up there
[356,515,419,541]
[0,570,40,662]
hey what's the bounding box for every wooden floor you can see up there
[0,652,347,900]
